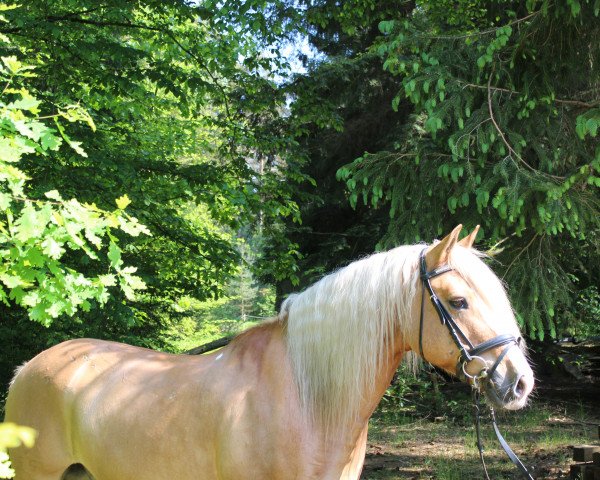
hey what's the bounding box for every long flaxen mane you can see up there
[278,244,423,432]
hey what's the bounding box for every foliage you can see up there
[0,423,35,479]
[169,240,277,352]
[168,282,276,353]
[0,56,148,326]
[562,286,600,338]
[265,0,414,300]
[334,0,600,339]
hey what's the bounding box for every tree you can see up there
[264,0,413,302]
[274,0,599,340]
[0,0,306,386]
[334,0,600,339]
[0,55,149,324]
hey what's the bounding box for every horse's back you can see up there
[7,338,181,419]
[7,339,117,426]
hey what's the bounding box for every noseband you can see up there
[417,248,535,480]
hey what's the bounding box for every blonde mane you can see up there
[279,244,424,432]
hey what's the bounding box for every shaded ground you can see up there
[361,382,599,479]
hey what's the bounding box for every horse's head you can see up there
[413,225,534,410]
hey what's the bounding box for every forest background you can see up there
[0,0,598,473]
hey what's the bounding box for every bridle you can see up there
[418,248,535,480]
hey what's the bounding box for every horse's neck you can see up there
[354,342,407,424]
[319,340,407,478]
[227,320,407,478]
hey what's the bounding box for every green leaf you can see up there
[46,301,64,318]
[107,241,122,269]
[0,422,37,454]
[378,20,395,34]
[21,291,41,308]
[40,130,61,151]
[586,118,598,137]
[1,55,25,74]
[44,190,62,201]
[98,274,117,287]
[0,192,11,210]
[0,138,24,163]
[569,0,581,16]
[0,274,26,289]
[41,237,65,259]
[115,194,132,210]
[8,96,41,113]
[66,140,87,157]
[23,247,45,267]
[14,204,51,241]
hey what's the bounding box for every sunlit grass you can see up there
[362,398,597,480]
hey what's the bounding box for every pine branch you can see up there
[425,11,541,40]
[502,233,540,279]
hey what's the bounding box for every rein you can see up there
[418,248,535,480]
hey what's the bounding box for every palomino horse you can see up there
[5,225,534,480]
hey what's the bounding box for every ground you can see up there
[361,380,599,479]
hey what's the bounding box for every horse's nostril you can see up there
[513,375,526,398]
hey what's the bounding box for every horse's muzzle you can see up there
[484,370,534,410]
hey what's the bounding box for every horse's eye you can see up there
[449,298,468,310]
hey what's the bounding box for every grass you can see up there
[361,393,598,479]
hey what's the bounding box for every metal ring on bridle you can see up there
[461,355,489,381]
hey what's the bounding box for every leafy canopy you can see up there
[0,0,307,339]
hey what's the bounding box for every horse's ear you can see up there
[458,225,480,249]
[426,224,462,267]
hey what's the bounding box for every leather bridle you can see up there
[418,248,535,479]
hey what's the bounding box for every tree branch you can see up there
[460,80,598,109]
[486,69,565,180]
[2,14,237,133]
[502,233,540,279]
[186,335,234,355]
[425,11,540,40]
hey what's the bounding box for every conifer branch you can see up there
[486,69,565,180]
[425,11,540,40]
[461,80,598,109]
[502,233,540,279]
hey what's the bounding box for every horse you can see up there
[5,225,534,480]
